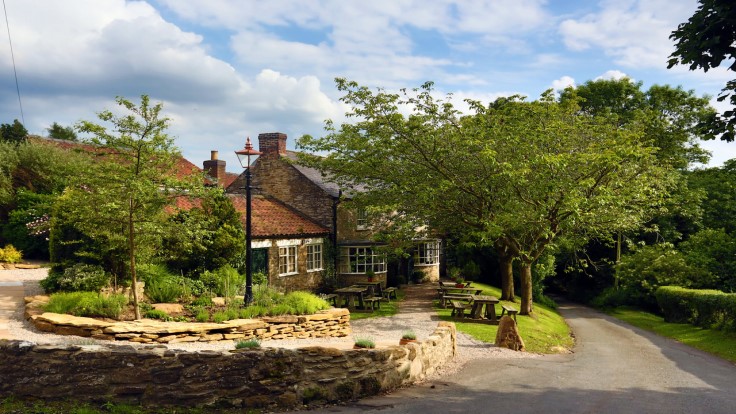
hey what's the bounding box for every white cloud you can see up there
[595,70,630,81]
[559,0,698,69]
[551,76,576,91]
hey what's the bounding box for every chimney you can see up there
[203,150,226,186]
[258,132,287,156]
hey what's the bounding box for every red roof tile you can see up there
[229,195,330,238]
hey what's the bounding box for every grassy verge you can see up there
[436,282,574,354]
[349,289,405,321]
[608,307,736,364]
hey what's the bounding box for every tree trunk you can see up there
[499,253,515,301]
[519,262,533,315]
[129,200,141,320]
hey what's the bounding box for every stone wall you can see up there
[0,322,456,410]
[26,298,350,344]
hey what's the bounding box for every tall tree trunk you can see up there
[129,199,141,320]
[519,262,533,315]
[499,253,515,301]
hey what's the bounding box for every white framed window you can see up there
[306,243,323,272]
[356,208,368,230]
[279,245,298,275]
[416,240,440,265]
[340,246,386,274]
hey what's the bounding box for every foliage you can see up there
[353,336,376,348]
[199,265,245,298]
[60,95,203,319]
[235,339,261,349]
[161,190,245,276]
[655,286,736,332]
[195,308,210,322]
[461,261,480,281]
[679,228,736,292]
[668,0,736,141]
[280,291,331,315]
[0,119,28,144]
[615,243,700,308]
[46,122,78,141]
[50,263,109,292]
[144,309,169,320]
[2,190,56,259]
[532,252,557,309]
[688,160,736,234]
[44,292,128,319]
[0,244,22,263]
[143,273,190,303]
[401,330,416,340]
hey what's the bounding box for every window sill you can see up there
[278,272,299,277]
[307,268,323,273]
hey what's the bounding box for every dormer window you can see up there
[356,208,368,230]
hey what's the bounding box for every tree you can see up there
[299,80,672,314]
[688,159,736,234]
[46,122,78,141]
[61,95,200,319]
[0,119,28,144]
[668,0,736,141]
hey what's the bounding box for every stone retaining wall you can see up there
[0,322,456,410]
[24,296,351,344]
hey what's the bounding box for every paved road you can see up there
[316,302,736,414]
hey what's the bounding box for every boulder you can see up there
[494,315,525,351]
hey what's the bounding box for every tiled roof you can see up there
[221,172,240,189]
[284,151,343,198]
[229,194,330,238]
[32,136,203,180]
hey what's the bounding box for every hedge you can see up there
[655,286,736,332]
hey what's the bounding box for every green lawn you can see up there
[436,282,574,354]
[608,307,736,364]
[348,289,405,321]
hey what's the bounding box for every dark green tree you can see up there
[0,119,28,144]
[668,0,736,141]
[46,122,78,141]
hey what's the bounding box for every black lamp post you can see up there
[235,137,262,305]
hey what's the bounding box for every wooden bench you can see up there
[363,296,382,311]
[321,293,338,307]
[500,304,518,321]
[441,293,473,308]
[450,300,471,318]
[382,287,398,301]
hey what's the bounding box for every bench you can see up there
[450,300,471,318]
[500,304,518,321]
[363,296,382,311]
[320,293,338,307]
[382,287,398,301]
[441,293,473,308]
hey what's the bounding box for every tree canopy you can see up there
[668,0,736,141]
[46,122,78,141]
[0,119,28,144]
[299,79,673,314]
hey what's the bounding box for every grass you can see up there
[608,307,736,364]
[349,289,405,320]
[436,282,574,354]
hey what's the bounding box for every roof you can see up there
[284,151,343,198]
[229,194,330,238]
[32,136,203,180]
[220,172,240,189]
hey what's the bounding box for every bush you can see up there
[200,265,245,298]
[655,286,736,332]
[140,265,190,303]
[58,263,109,292]
[44,292,128,319]
[353,336,375,349]
[235,339,261,349]
[281,291,331,315]
[0,244,22,263]
[144,309,169,320]
[194,308,210,322]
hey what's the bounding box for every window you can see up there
[279,246,298,275]
[356,208,368,230]
[340,246,386,273]
[306,243,323,272]
[416,240,440,265]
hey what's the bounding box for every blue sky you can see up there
[1,0,734,171]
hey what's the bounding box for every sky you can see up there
[1,0,734,172]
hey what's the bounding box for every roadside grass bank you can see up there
[436,282,574,354]
[608,307,736,364]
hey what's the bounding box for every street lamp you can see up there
[235,137,262,305]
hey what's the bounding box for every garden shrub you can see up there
[144,309,169,320]
[0,244,22,263]
[199,265,245,298]
[44,292,128,319]
[655,286,736,332]
[57,263,109,292]
[281,291,331,315]
[139,264,190,303]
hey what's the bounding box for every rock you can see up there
[151,303,184,315]
[494,315,525,351]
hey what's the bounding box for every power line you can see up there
[3,0,24,125]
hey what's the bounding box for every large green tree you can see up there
[46,122,78,141]
[668,0,736,141]
[299,80,672,314]
[61,95,200,319]
[0,119,28,144]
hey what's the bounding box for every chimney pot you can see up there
[211,150,218,160]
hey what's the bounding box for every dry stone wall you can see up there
[0,322,456,410]
[24,296,351,344]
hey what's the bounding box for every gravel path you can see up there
[0,268,534,378]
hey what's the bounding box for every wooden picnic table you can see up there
[335,286,369,309]
[469,294,499,322]
[440,286,483,295]
[353,281,383,297]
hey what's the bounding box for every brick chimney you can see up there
[258,132,287,157]
[203,150,226,186]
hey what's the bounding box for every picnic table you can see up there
[335,286,369,309]
[353,281,383,297]
[469,294,499,322]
